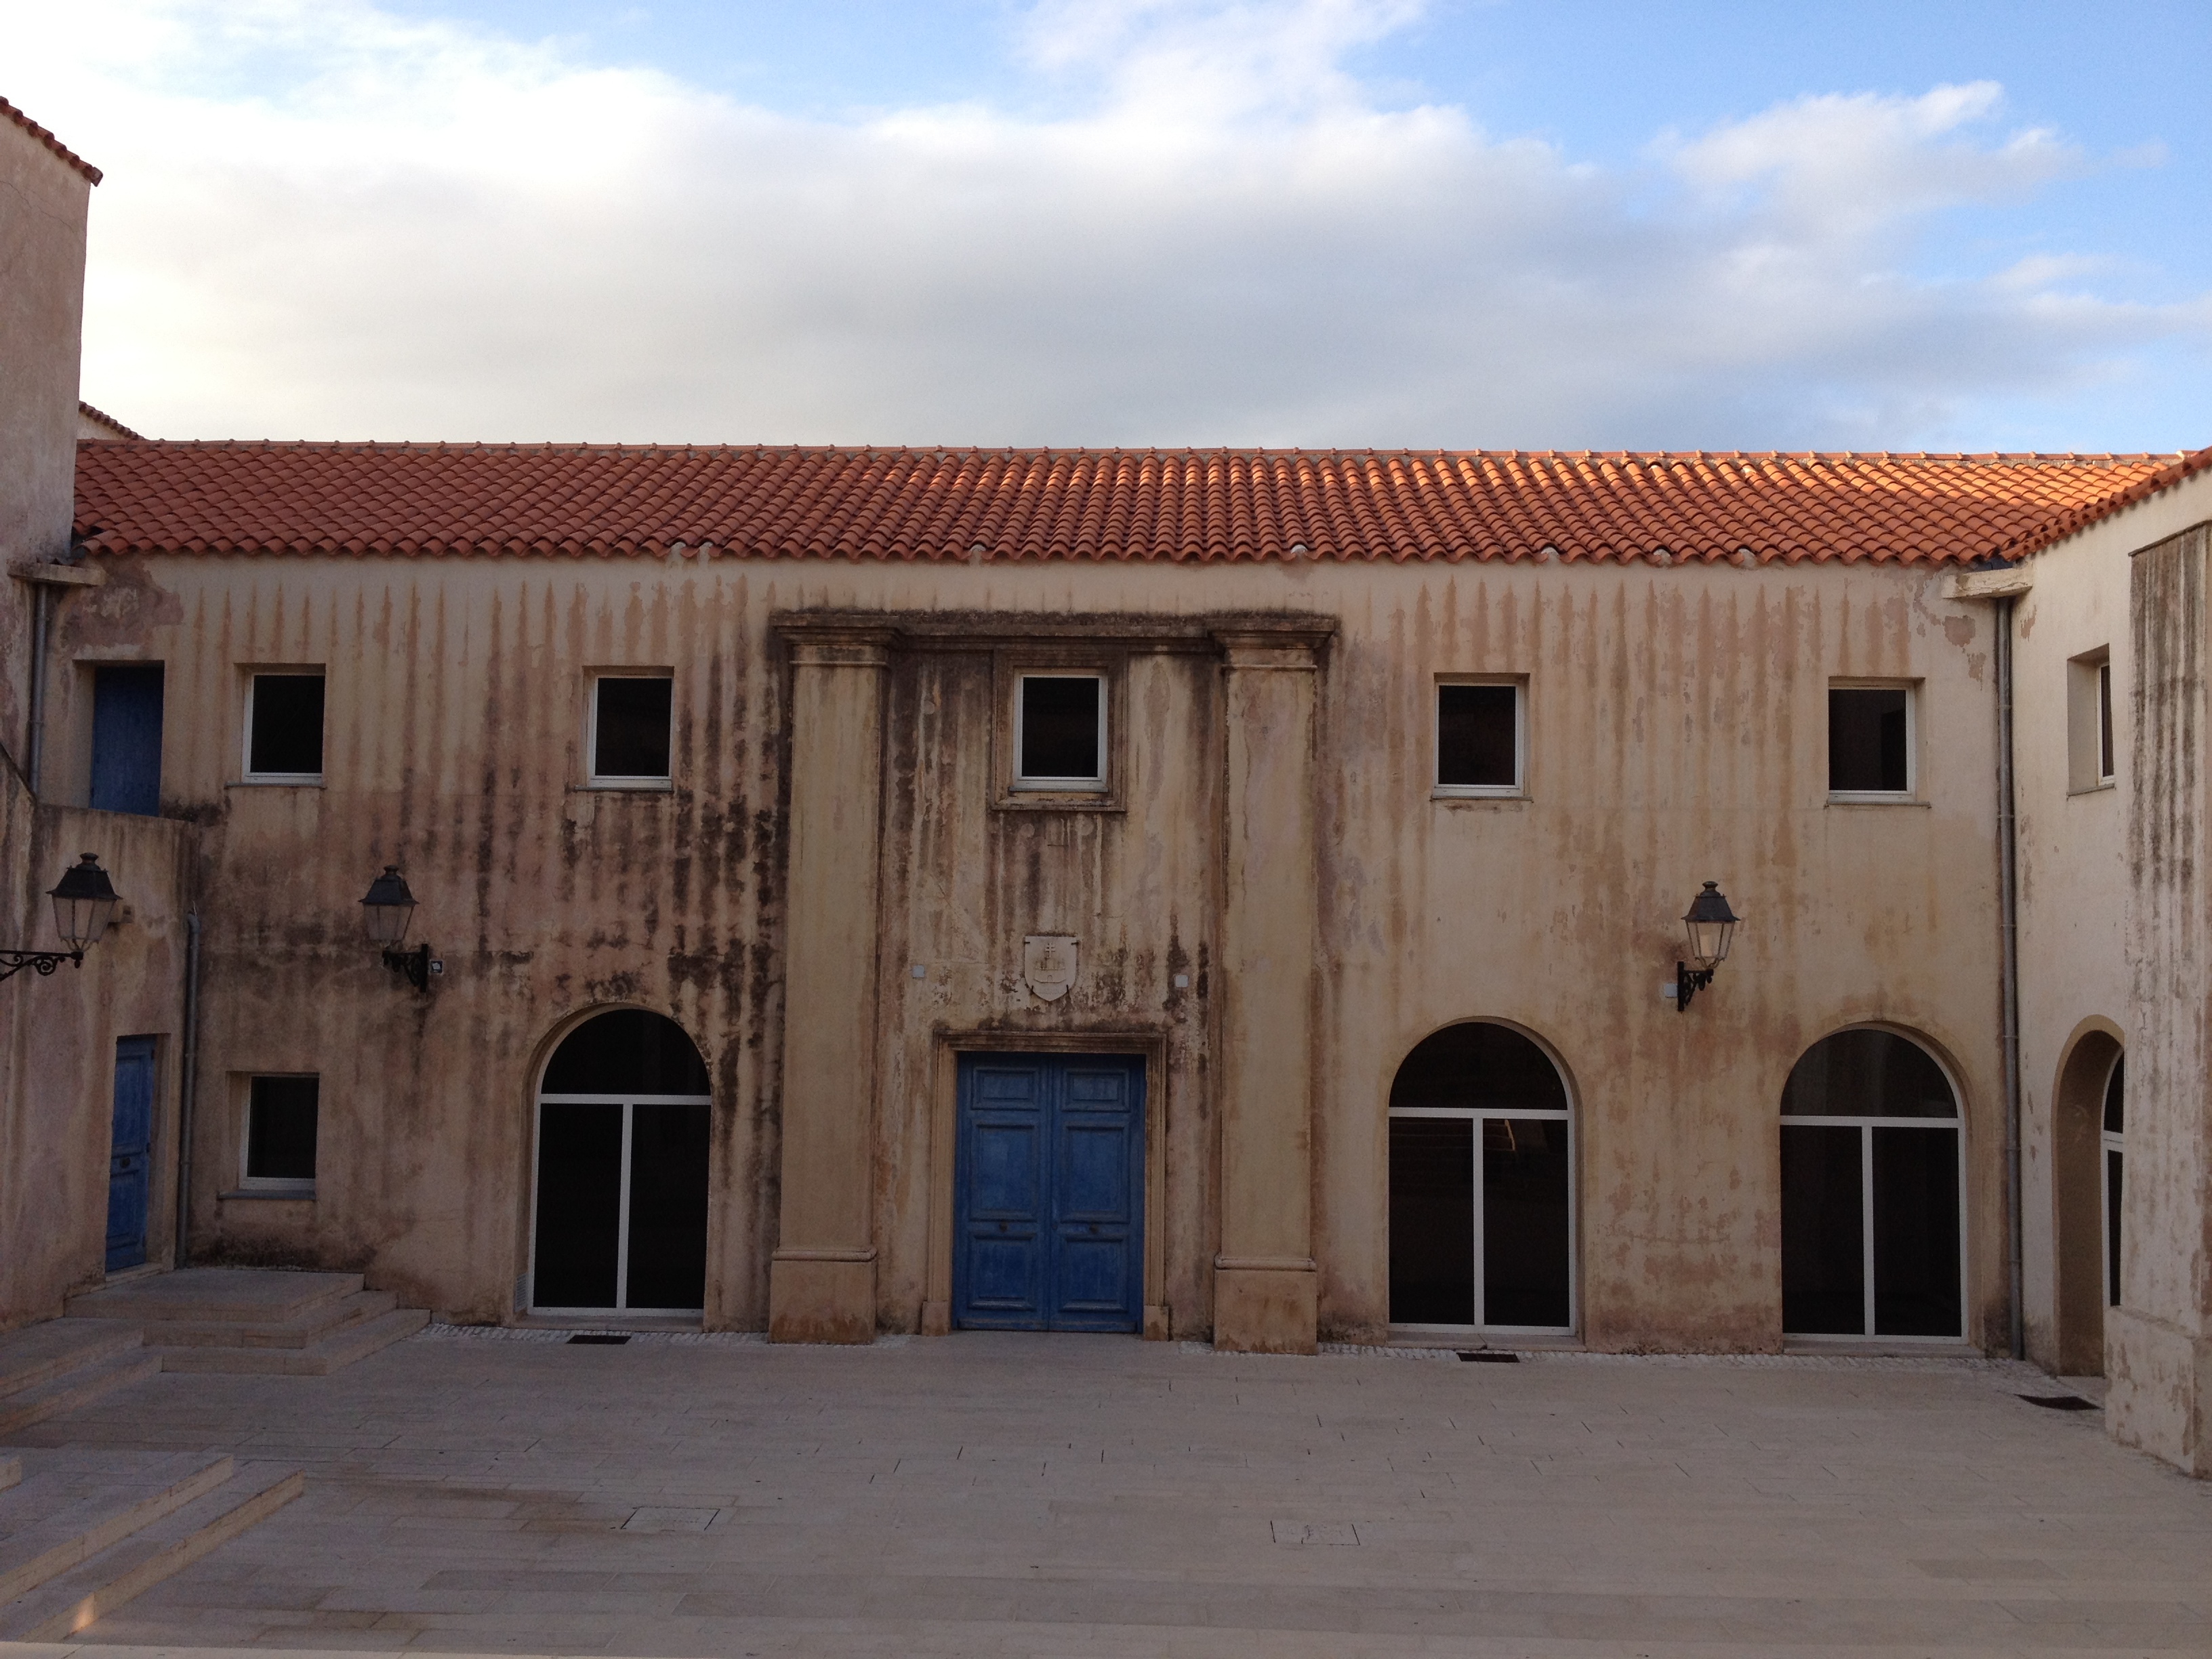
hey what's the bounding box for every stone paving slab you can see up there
[3,1330,2209,1654]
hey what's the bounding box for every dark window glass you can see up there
[1483,1118,1571,1327]
[543,1009,710,1094]
[1872,1126,1960,1336]
[2106,1147,2124,1307]
[594,677,674,779]
[1437,684,1517,788]
[247,674,325,777]
[533,1102,623,1308]
[626,1101,711,1309]
[1019,676,1101,781]
[1389,1021,1569,1115]
[1828,687,1909,793]
[1781,1029,1956,1118]
[90,665,164,815]
[2103,1055,2125,1134]
[1781,1124,1864,1334]
[246,1076,319,1181]
[2098,661,2114,780]
[1389,1117,1473,1324]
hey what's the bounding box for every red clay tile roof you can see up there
[72,442,2180,566]
[2005,443,2212,561]
[77,401,141,441]
[1,97,101,184]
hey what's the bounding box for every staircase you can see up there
[0,1322,160,1439]
[65,1267,427,1375]
[0,1448,301,1639]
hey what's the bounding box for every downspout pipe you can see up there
[174,909,201,1269]
[26,583,49,795]
[1996,595,2025,1361]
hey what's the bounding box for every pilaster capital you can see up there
[1211,619,1335,670]
[775,615,896,670]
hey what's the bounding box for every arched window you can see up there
[532,1010,712,1315]
[2102,1055,2125,1309]
[1780,1028,1961,1338]
[1387,1022,1573,1333]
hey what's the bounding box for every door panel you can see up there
[1782,1124,1864,1334]
[1389,1118,1475,1325]
[534,1103,623,1308]
[1872,1127,1961,1337]
[106,1037,156,1272]
[956,1054,1143,1332]
[1483,1117,1571,1328]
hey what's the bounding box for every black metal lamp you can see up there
[361,865,434,991]
[1675,880,1739,1012]
[1,853,121,983]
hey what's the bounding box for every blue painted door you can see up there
[107,1037,156,1271]
[954,1054,1143,1332]
[90,665,164,816]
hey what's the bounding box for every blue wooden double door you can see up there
[954,1053,1144,1332]
[107,1037,156,1271]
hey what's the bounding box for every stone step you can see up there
[140,1289,399,1351]
[155,1307,429,1376]
[0,1319,142,1401]
[0,1461,303,1641]
[66,1267,364,1327]
[0,1450,234,1605]
[0,1349,162,1439]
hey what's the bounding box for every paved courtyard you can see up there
[8,1328,2212,1656]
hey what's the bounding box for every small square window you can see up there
[2067,650,2114,792]
[1015,674,1105,790]
[1435,682,1521,794]
[590,675,674,783]
[245,674,325,780]
[245,1075,319,1187]
[1828,684,1912,797]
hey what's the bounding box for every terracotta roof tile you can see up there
[1,96,101,184]
[72,442,2182,567]
[2004,443,2212,560]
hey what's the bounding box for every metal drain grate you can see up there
[1458,1351,1519,1364]
[568,1333,632,1345]
[2018,1393,2095,1411]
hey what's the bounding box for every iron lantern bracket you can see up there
[1675,962,1717,1013]
[383,943,434,992]
[0,947,84,985]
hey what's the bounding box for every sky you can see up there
[5,0,2208,452]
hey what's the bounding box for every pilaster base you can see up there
[1212,1257,1317,1354]
[769,1252,877,1345]
[2106,1306,2211,1476]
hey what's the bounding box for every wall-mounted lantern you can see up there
[361,865,439,991]
[1,853,121,984]
[1674,880,1739,1012]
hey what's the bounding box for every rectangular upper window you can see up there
[244,1074,319,1189]
[1435,681,1522,796]
[245,672,325,781]
[590,674,674,783]
[1827,684,1913,798]
[1015,673,1106,790]
[2068,649,2114,792]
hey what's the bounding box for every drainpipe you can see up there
[174,909,201,1269]
[26,583,49,794]
[1996,596,2024,1360]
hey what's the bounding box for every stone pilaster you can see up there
[768,624,893,1343]
[1211,624,1332,1353]
[2112,523,2212,1473]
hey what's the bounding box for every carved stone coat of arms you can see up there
[1022,935,1079,1002]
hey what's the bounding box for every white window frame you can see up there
[1010,670,1109,794]
[1432,676,1527,800]
[2101,1050,2125,1310]
[527,1091,713,1316]
[586,670,676,790]
[1825,678,1917,804]
[1387,1101,1576,1338]
[1780,1114,1965,1343]
[240,670,326,785]
[2066,649,2115,794]
[2098,658,2116,784]
[238,1072,319,1195]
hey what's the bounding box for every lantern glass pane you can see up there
[53,892,117,950]
[364,899,413,946]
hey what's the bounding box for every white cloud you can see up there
[5,0,2205,448]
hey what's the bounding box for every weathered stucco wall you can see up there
[2013,473,2212,1377]
[0,113,91,769]
[48,550,2007,1347]
[2112,483,2212,1473]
